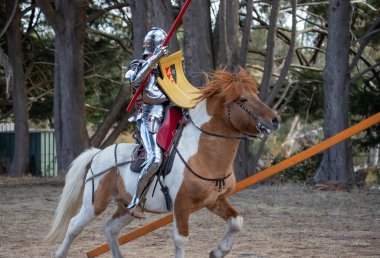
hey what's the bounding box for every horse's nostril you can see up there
[272,117,279,127]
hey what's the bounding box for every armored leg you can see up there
[128,121,163,211]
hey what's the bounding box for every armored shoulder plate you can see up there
[127,59,144,71]
[125,59,144,88]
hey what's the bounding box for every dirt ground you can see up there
[0,177,379,258]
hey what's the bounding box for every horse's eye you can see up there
[239,98,248,103]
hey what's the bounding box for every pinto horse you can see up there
[45,68,280,258]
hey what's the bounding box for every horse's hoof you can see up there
[55,252,65,258]
[209,250,221,258]
[209,248,230,258]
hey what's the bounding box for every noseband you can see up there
[227,100,265,137]
[188,99,266,141]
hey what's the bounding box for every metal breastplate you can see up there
[142,74,168,105]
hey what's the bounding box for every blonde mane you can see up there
[197,68,258,104]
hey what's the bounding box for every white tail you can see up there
[45,148,100,242]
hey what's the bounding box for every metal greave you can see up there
[128,122,163,209]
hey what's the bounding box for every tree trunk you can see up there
[245,1,280,178]
[244,0,296,178]
[90,85,129,147]
[313,0,354,186]
[260,0,280,100]
[234,0,253,181]
[265,0,297,107]
[181,0,214,87]
[129,0,149,59]
[5,1,29,177]
[239,0,253,67]
[90,0,150,147]
[213,0,240,67]
[101,114,130,148]
[146,0,180,54]
[52,1,89,173]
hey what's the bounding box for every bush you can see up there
[270,147,322,183]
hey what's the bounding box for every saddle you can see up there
[130,106,184,174]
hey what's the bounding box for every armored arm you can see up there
[125,45,167,87]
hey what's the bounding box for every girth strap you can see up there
[175,148,232,192]
[85,160,134,183]
[85,144,137,204]
[85,144,137,184]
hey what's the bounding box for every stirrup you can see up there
[127,195,140,209]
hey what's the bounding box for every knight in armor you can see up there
[124,27,169,219]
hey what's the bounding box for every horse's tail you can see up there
[45,147,100,242]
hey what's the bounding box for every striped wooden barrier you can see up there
[87,112,380,257]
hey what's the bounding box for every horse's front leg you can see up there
[207,196,243,258]
[173,199,192,258]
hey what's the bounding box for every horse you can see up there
[45,68,280,258]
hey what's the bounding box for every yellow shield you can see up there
[157,51,201,109]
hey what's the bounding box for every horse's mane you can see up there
[197,68,258,105]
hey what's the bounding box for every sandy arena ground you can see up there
[0,177,379,258]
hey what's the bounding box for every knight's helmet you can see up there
[142,27,167,57]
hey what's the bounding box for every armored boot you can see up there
[128,161,161,219]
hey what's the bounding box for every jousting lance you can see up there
[126,0,192,112]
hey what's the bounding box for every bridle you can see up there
[227,99,267,138]
[226,100,267,139]
[188,100,267,141]
[188,114,259,141]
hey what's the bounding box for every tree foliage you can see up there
[0,0,379,178]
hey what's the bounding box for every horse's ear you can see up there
[224,65,241,77]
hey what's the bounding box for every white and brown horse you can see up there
[45,68,280,258]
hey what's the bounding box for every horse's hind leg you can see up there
[55,205,95,258]
[104,205,135,258]
[207,196,243,258]
[56,170,113,258]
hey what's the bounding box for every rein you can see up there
[188,113,258,141]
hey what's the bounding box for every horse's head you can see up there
[198,68,280,138]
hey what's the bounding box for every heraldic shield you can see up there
[157,51,201,109]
